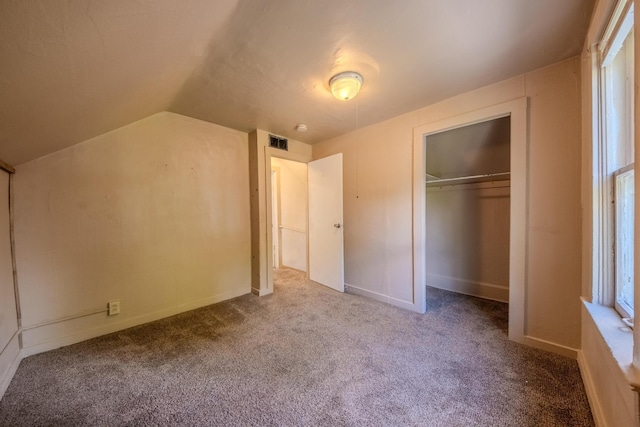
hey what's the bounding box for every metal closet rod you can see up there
[425,171,510,185]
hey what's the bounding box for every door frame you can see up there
[270,167,281,269]
[412,97,528,344]
[264,147,312,293]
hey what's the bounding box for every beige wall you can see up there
[524,62,582,346]
[14,112,251,355]
[314,57,583,351]
[0,171,19,398]
[271,157,307,272]
[426,182,510,302]
[581,303,636,426]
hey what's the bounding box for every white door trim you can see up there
[412,97,528,343]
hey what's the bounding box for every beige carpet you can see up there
[0,268,593,426]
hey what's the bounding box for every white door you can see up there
[308,153,344,292]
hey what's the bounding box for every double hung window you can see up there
[598,0,635,325]
[600,1,635,322]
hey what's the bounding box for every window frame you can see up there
[614,163,635,319]
[593,0,635,321]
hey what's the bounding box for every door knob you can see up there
[334,223,342,229]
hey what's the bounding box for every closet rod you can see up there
[425,171,510,186]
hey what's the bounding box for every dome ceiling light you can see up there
[329,71,363,101]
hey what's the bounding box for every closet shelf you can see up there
[425,171,510,187]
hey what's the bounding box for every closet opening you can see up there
[425,116,511,304]
[412,98,527,342]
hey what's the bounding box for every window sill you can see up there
[582,298,640,390]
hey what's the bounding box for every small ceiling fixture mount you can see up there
[295,123,308,132]
[329,71,363,101]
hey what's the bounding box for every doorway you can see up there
[263,148,345,295]
[270,157,308,273]
[412,98,527,343]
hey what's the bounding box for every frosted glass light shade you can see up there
[329,71,363,101]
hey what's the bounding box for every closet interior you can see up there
[425,116,511,302]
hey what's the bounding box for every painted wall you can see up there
[580,303,637,427]
[0,171,19,398]
[13,112,251,355]
[426,182,510,302]
[313,57,582,351]
[271,157,307,272]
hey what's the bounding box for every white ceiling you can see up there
[0,0,595,166]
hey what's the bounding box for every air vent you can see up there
[269,134,288,151]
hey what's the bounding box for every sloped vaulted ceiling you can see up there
[0,0,240,165]
[0,0,594,166]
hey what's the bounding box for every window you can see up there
[599,0,635,322]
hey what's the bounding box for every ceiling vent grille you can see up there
[269,134,288,151]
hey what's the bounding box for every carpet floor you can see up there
[0,268,593,426]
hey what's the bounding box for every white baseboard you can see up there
[345,283,420,312]
[21,286,251,357]
[523,335,578,359]
[577,350,607,427]
[0,331,22,400]
[426,274,508,302]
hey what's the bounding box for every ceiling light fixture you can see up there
[329,71,363,101]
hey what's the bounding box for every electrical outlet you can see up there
[108,300,120,316]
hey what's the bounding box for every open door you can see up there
[308,153,344,292]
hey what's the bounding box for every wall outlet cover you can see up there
[108,300,120,316]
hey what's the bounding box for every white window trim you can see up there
[587,0,640,376]
[600,0,634,67]
[593,62,615,307]
[614,163,635,319]
[592,0,635,309]
[581,0,640,406]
